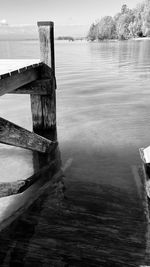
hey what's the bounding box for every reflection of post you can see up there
[31,21,57,143]
[30,21,57,170]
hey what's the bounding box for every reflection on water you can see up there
[0,39,150,264]
[56,40,150,186]
[55,40,150,264]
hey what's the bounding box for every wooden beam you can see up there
[37,21,55,75]
[29,21,57,172]
[0,117,57,153]
[30,21,57,142]
[9,79,55,95]
[0,67,40,96]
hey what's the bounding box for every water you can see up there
[0,39,150,183]
[56,40,150,186]
[0,39,150,265]
[55,40,150,265]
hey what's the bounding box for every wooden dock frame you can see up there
[0,21,62,196]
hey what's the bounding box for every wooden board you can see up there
[0,59,41,76]
[0,117,57,153]
[0,60,43,96]
[139,148,150,200]
[31,22,57,142]
[10,79,54,95]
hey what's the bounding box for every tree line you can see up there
[87,0,150,40]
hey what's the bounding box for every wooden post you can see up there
[30,21,57,170]
[38,21,55,76]
[30,21,57,142]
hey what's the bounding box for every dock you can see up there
[0,22,62,219]
[0,21,149,266]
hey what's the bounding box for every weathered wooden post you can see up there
[30,21,57,170]
[38,21,55,76]
[30,21,57,142]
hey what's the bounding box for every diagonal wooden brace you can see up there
[0,117,57,153]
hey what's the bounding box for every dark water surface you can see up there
[0,39,150,265]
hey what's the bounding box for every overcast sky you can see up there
[0,0,142,26]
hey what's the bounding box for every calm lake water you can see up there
[0,39,150,183]
[1,40,150,265]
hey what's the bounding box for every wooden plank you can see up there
[0,117,57,153]
[139,148,150,200]
[30,21,57,143]
[9,79,55,95]
[0,59,41,76]
[0,67,40,96]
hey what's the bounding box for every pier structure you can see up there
[0,22,60,199]
[0,21,149,266]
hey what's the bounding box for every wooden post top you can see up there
[37,20,55,75]
[37,21,54,27]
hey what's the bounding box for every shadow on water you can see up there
[0,138,64,266]
[0,143,148,266]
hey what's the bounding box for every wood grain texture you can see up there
[39,63,56,89]
[0,117,57,153]
[38,22,55,74]
[31,93,56,136]
[30,22,57,144]
[0,67,40,96]
[30,95,43,132]
[10,79,55,95]
[42,90,56,130]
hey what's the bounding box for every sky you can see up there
[0,0,142,26]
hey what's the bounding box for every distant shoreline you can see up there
[0,36,149,42]
[87,36,150,43]
[0,38,38,41]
